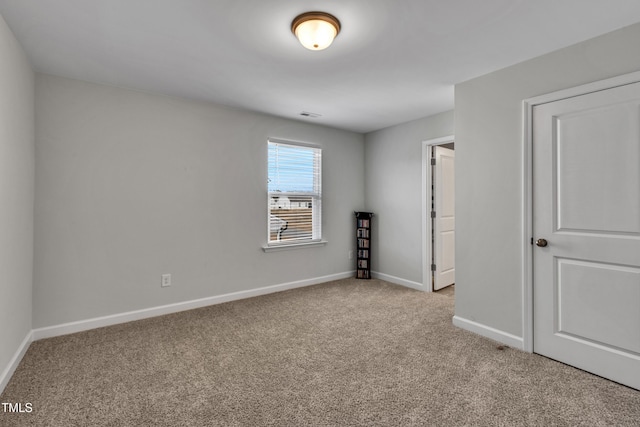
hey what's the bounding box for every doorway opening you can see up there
[422,136,455,292]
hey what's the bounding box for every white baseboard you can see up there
[371,271,426,291]
[453,315,524,350]
[0,331,33,395]
[32,271,355,341]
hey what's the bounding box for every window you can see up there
[267,139,322,246]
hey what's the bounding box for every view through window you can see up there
[268,139,322,244]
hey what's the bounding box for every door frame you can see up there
[422,135,455,292]
[521,70,640,353]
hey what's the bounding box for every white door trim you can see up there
[521,70,640,353]
[422,135,455,291]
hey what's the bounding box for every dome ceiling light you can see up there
[291,11,341,51]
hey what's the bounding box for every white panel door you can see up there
[434,146,455,291]
[533,81,640,390]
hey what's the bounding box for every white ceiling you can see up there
[1,0,640,133]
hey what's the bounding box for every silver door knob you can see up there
[536,239,548,247]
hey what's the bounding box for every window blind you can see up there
[268,140,322,244]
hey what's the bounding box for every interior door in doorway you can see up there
[532,80,640,390]
[433,146,455,291]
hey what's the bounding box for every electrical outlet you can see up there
[348,250,353,260]
[161,273,171,287]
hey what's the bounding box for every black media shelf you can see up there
[355,211,373,279]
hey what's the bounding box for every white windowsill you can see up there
[262,240,328,253]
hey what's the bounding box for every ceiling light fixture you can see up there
[291,12,341,51]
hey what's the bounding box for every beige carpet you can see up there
[1,278,639,426]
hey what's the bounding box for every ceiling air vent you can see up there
[300,111,322,118]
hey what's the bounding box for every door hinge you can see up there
[431,158,436,166]
[431,211,436,218]
[431,264,436,272]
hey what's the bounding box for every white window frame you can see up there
[263,138,326,252]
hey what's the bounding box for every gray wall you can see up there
[34,74,364,328]
[364,111,454,286]
[455,22,640,338]
[0,14,34,378]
